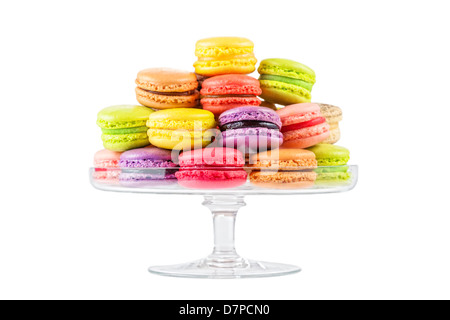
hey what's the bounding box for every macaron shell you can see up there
[136,87,199,109]
[281,131,330,149]
[176,170,247,189]
[219,106,282,128]
[323,126,340,144]
[251,180,315,190]
[136,68,198,92]
[249,148,317,169]
[259,82,311,106]
[258,58,316,84]
[219,128,283,153]
[119,147,177,168]
[276,103,321,126]
[306,144,350,166]
[200,75,262,96]
[201,97,261,117]
[102,133,150,152]
[195,37,254,58]
[94,149,122,167]
[315,171,351,184]
[259,100,278,111]
[97,105,153,129]
[249,171,316,189]
[148,129,216,150]
[93,169,120,184]
[178,147,245,167]
[283,122,330,141]
[318,103,343,121]
[194,57,257,76]
[149,108,215,122]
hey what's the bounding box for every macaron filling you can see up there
[119,159,177,168]
[259,75,313,91]
[316,157,350,166]
[101,132,149,143]
[120,170,177,181]
[281,117,327,133]
[258,61,316,84]
[142,89,198,96]
[176,169,247,180]
[202,94,258,98]
[220,121,280,131]
[97,119,147,129]
[101,126,148,135]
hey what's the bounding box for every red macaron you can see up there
[200,75,262,117]
[277,103,330,148]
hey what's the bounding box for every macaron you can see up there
[218,106,283,154]
[93,149,122,184]
[249,149,317,189]
[260,100,278,111]
[318,103,343,144]
[277,103,330,149]
[258,58,316,105]
[306,144,351,184]
[119,147,178,187]
[135,68,199,109]
[194,37,257,76]
[176,147,247,189]
[97,105,153,151]
[200,75,262,117]
[147,108,217,150]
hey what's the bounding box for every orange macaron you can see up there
[249,148,317,189]
[135,68,200,109]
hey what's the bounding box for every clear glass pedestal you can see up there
[90,165,358,279]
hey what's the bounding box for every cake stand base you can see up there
[148,260,300,279]
[148,195,301,279]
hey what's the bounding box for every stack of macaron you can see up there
[93,36,352,190]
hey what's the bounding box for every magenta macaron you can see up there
[175,147,247,189]
[217,106,283,154]
[119,147,178,187]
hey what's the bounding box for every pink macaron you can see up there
[93,149,123,184]
[277,103,330,148]
[176,147,247,189]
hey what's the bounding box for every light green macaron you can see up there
[97,105,153,151]
[307,144,351,183]
[258,58,316,106]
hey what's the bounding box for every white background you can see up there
[0,0,449,300]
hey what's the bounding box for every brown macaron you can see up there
[135,68,200,109]
[317,103,343,144]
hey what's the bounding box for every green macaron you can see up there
[307,144,351,183]
[97,105,153,151]
[258,58,316,105]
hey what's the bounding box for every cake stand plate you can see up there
[90,165,358,279]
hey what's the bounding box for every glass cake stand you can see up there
[89,165,358,279]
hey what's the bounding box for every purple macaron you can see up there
[119,147,178,187]
[218,106,283,154]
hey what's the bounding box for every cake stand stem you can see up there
[148,195,301,279]
[203,195,248,268]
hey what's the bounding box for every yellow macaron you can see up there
[194,37,257,76]
[147,108,217,150]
